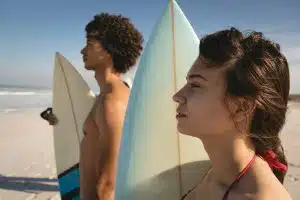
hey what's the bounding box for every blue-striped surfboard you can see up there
[52,52,95,199]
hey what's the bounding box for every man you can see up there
[41,13,143,200]
[79,13,143,200]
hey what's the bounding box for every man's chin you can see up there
[84,65,94,70]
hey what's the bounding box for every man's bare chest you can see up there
[82,97,106,140]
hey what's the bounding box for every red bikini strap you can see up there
[222,154,256,200]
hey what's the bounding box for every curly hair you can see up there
[85,13,144,73]
[200,27,290,183]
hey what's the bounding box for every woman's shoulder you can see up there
[232,183,292,200]
[256,187,292,200]
[255,175,291,200]
[235,158,292,200]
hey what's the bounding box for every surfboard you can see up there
[115,1,210,200]
[52,52,95,200]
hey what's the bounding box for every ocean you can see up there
[0,85,52,113]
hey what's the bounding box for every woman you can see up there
[173,27,292,200]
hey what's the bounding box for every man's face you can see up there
[80,38,110,70]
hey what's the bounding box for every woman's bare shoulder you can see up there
[254,181,292,200]
[246,177,291,199]
[256,165,291,199]
[233,159,292,200]
[231,182,291,200]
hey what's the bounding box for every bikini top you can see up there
[180,154,256,200]
[222,154,256,200]
[181,151,287,200]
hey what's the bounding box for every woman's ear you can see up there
[228,97,256,122]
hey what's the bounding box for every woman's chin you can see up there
[176,125,203,139]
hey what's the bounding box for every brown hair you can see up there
[199,27,290,183]
[85,13,144,73]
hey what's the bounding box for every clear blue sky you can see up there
[1,0,299,93]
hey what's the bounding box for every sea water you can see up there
[0,85,52,113]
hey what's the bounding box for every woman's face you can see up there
[173,56,237,139]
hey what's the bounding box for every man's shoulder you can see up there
[105,81,130,102]
[95,82,129,113]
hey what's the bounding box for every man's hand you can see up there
[40,107,58,125]
[96,180,115,200]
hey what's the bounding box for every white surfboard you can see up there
[52,52,95,199]
[115,1,210,200]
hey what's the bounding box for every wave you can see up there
[0,91,52,96]
[0,108,18,113]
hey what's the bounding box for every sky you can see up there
[1,0,299,93]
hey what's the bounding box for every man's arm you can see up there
[96,94,127,200]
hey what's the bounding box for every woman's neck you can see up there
[201,134,255,187]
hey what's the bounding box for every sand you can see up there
[0,109,59,200]
[281,102,300,198]
[0,103,299,200]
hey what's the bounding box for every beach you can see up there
[0,108,59,200]
[0,103,299,200]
